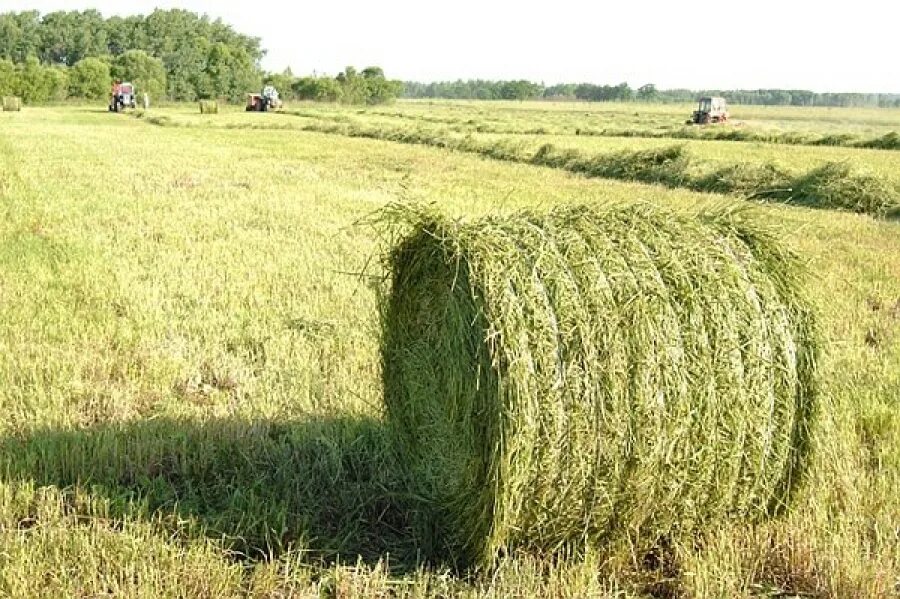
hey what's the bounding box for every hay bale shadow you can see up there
[0,416,419,569]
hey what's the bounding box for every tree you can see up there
[68,56,109,99]
[292,76,342,102]
[0,11,42,63]
[361,66,384,79]
[203,42,233,99]
[45,65,68,100]
[225,46,260,102]
[15,56,55,102]
[544,83,576,98]
[612,82,633,101]
[360,67,401,104]
[499,80,541,101]
[637,83,658,101]
[264,68,295,100]
[111,49,165,98]
[336,66,367,104]
[0,9,266,101]
[0,58,17,96]
[39,10,107,65]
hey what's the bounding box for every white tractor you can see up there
[688,96,729,124]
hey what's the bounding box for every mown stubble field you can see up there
[0,101,897,597]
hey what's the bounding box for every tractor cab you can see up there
[689,96,729,124]
[109,81,137,112]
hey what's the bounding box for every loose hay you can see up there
[777,161,899,217]
[696,162,793,196]
[382,203,819,567]
[2,96,22,112]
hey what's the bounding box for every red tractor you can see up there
[246,85,283,112]
[109,81,137,112]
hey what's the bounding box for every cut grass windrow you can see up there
[304,108,900,151]
[173,114,897,217]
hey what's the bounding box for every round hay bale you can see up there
[382,203,818,567]
[199,100,218,115]
[2,96,22,112]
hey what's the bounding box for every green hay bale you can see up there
[783,161,899,216]
[198,100,218,115]
[2,96,22,112]
[383,203,818,567]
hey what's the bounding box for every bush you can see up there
[111,50,166,100]
[69,57,110,100]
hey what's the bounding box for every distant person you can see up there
[143,93,150,110]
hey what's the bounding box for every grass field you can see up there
[0,101,898,597]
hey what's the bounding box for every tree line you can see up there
[0,9,402,105]
[2,9,892,108]
[264,67,403,105]
[0,9,261,102]
[403,80,900,108]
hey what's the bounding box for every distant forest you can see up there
[402,81,900,108]
[0,9,400,105]
[0,10,895,108]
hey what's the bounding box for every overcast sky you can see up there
[2,0,898,92]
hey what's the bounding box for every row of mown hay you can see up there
[2,96,22,112]
[279,119,898,217]
[136,114,899,217]
[198,100,218,115]
[383,203,819,567]
[577,126,900,151]
[528,143,899,217]
[295,109,900,151]
[358,110,900,151]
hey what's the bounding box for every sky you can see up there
[1,0,898,93]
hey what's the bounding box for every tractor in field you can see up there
[246,85,283,112]
[109,81,137,112]
[688,96,729,124]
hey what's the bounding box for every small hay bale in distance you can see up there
[199,100,218,115]
[382,203,818,567]
[2,96,22,112]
